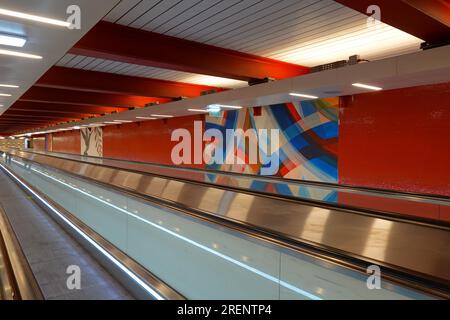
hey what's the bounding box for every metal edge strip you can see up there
[0,204,43,300]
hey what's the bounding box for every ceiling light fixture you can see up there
[0,34,26,47]
[219,105,243,109]
[0,8,71,27]
[113,120,132,123]
[207,105,221,113]
[151,114,173,118]
[0,49,42,59]
[352,83,383,91]
[0,93,12,97]
[188,109,209,113]
[289,93,319,99]
[0,84,19,88]
[136,117,157,120]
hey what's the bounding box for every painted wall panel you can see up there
[32,137,45,151]
[339,83,450,197]
[51,130,81,155]
[103,115,205,168]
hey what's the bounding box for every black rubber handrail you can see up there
[26,149,450,203]
[11,149,450,229]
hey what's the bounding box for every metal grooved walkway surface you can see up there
[0,170,133,300]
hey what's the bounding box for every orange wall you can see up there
[32,137,46,151]
[103,114,205,167]
[339,82,450,197]
[51,130,80,154]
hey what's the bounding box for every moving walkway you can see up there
[0,160,133,300]
[0,149,449,300]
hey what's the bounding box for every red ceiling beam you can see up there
[335,0,450,44]
[404,0,450,26]
[1,114,80,121]
[11,101,128,114]
[9,108,99,117]
[20,87,170,108]
[70,21,310,82]
[36,66,225,98]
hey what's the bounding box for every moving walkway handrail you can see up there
[11,149,450,228]
[25,149,450,204]
[2,149,450,299]
[0,206,43,300]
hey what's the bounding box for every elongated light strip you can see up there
[188,109,209,113]
[0,49,42,59]
[289,93,319,99]
[0,8,70,27]
[0,84,19,88]
[151,114,173,118]
[352,83,383,91]
[220,105,243,109]
[0,93,12,97]
[23,162,321,300]
[0,162,165,301]
[0,34,26,47]
[136,117,157,120]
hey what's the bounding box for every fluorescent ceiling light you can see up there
[113,120,132,123]
[0,93,12,97]
[220,105,242,109]
[73,126,81,130]
[0,49,42,59]
[0,84,19,88]
[0,104,4,107]
[289,93,319,99]
[151,114,173,118]
[188,109,209,113]
[136,117,157,120]
[352,83,383,91]
[104,121,118,124]
[0,8,71,27]
[0,34,26,47]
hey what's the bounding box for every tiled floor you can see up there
[0,170,134,300]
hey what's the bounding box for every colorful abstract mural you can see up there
[205,98,339,201]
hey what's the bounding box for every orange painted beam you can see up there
[20,87,170,108]
[36,66,225,98]
[11,101,128,114]
[71,21,309,82]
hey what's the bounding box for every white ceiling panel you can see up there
[102,0,422,67]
